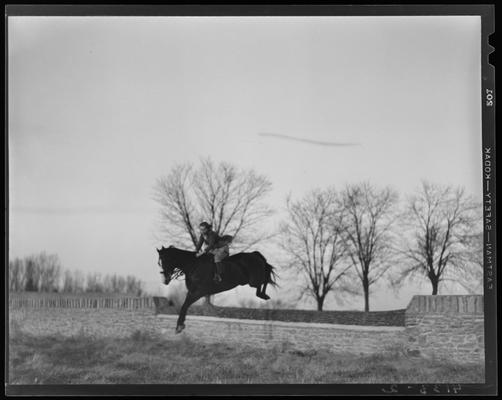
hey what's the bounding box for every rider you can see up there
[195,222,230,283]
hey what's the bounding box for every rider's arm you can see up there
[195,235,204,252]
[203,232,218,253]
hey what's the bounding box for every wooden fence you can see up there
[9,295,154,310]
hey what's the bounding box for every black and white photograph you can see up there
[5,5,496,396]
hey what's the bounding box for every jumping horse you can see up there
[156,246,278,333]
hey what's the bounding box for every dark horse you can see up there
[157,246,278,333]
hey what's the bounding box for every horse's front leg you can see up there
[175,291,203,334]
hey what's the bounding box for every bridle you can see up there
[158,251,184,282]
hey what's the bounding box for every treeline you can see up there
[280,181,483,311]
[9,252,144,296]
[154,158,483,312]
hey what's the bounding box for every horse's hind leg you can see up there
[256,282,270,300]
[260,281,270,300]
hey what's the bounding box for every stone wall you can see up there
[8,308,405,357]
[153,297,406,326]
[158,314,405,355]
[404,295,484,364]
[8,294,485,364]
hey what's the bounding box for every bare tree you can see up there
[10,252,62,293]
[280,188,355,311]
[61,269,143,295]
[153,158,273,303]
[104,274,126,293]
[72,270,86,293]
[341,182,399,312]
[9,258,26,292]
[62,269,76,293]
[11,251,145,295]
[154,158,273,250]
[99,274,143,295]
[125,275,143,296]
[37,252,62,292]
[85,272,105,293]
[467,231,484,269]
[24,256,42,292]
[466,231,484,293]
[395,181,482,295]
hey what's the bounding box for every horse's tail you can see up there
[266,262,279,288]
[253,251,279,287]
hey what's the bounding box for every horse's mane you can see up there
[159,246,198,281]
[162,246,195,256]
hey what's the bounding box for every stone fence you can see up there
[153,297,406,326]
[404,295,484,364]
[8,293,484,364]
[157,314,405,356]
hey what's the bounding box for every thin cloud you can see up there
[258,133,360,147]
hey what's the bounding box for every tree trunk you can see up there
[204,295,212,305]
[316,296,325,311]
[431,279,439,295]
[428,270,439,295]
[363,277,370,312]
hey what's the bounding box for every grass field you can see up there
[8,327,484,384]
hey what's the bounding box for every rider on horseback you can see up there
[195,222,231,283]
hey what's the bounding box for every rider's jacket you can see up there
[195,230,221,253]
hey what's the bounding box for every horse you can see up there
[156,245,278,333]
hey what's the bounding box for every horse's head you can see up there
[157,245,198,285]
[157,246,176,285]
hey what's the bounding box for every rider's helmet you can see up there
[199,221,212,231]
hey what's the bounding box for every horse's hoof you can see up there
[259,293,270,300]
[175,325,185,334]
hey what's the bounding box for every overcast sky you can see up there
[8,16,482,310]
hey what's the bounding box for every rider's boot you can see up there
[213,262,223,283]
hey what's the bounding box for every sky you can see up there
[8,16,483,310]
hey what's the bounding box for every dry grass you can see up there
[8,327,484,384]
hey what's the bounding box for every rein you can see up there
[160,248,199,281]
[171,269,185,280]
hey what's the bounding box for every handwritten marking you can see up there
[381,385,397,394]
[380,384,462,394]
